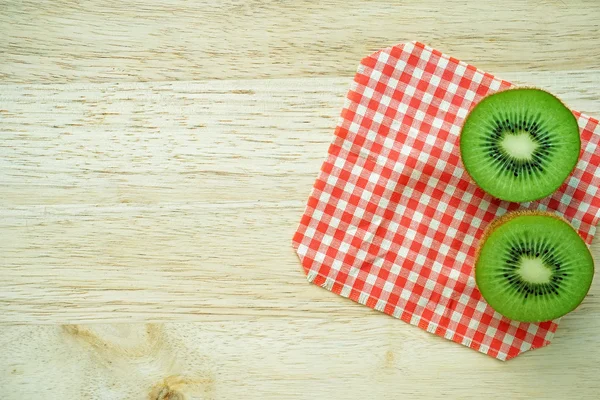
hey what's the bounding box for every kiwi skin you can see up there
[474,210,595,322]
[460,87,581,202]
[474,210,569,261]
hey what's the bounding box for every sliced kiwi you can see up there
[460,88,581,202]
[475,211,594,322]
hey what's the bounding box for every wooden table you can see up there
[2,1,600,398]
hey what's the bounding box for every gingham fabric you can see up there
[292,41,600,361]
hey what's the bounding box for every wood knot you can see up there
[153,386,185,400]
[385,350,395,367]
[149,375,213,400]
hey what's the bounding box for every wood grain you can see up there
[2,0,600,83]
[2,0,600,398]
[2,316,600,399]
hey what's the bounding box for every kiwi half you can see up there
[475,211,594,322]
[460,88,581,202]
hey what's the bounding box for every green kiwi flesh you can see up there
[460,88,580,202]
[475,211,594,322]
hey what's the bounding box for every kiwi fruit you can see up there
[460,88,581,202]
[475,211,594,322]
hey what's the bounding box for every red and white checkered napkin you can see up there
[292,41,600,360]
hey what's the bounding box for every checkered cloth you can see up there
[292,41,600,361]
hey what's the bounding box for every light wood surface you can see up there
[1,1,600,399]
